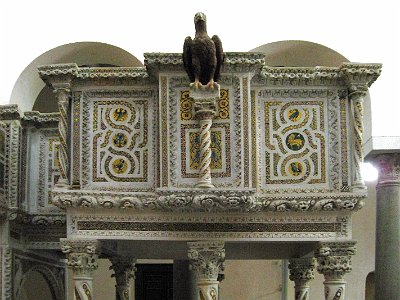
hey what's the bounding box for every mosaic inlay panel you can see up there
[181,123,231,178]
[92,100,149,183]
[263,99,327,186]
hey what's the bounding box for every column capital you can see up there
[315,241,356,280]
[109,257,137,283]
[289,257,316,283]
[373,153,400,183]
[187,241,225,281]
[60,239,99,276]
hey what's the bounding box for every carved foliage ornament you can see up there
[188,241,225,281]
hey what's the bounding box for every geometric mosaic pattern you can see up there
[264,99,326,185]
[92,100,149,183]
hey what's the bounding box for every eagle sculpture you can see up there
[183,12,224,88]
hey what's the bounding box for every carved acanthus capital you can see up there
[60,239,99,276]
[315,241,356,280]
[374,153,400,183]
[188,241,225,281]
[289,257,316,284]
[109,257,137,286]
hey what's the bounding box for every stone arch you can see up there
[16,264,64,300]
[249,40,349,67]
[10,42,143,112]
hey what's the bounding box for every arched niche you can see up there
[365,272,375,300]
[16,265,64,300]
[10,42,143,112]
[250,40,349,67]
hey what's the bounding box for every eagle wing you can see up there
[212,35,224,82]
[183,36,195,82]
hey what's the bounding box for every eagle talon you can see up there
[207,80,215,89]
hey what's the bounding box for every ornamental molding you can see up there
[70,213,349,239]
[339,62,382,88]
[51,188,365,212]
[255,66,343,86]
[22,111,60,128]
[6,209,66,226]
[0,104,22,120]
[144,52,264,76]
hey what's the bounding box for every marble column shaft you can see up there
[374,153,400,299]
[188,241,225,300]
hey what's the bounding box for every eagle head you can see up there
[194,12,206,24]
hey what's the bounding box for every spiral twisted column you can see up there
[54,84,71,186]
[188,241,225,300]
[109,257,137,300]
[61,239,98,300]
[191,84,220,188]
[288,257,316,300]
[349,86,367,190]
[315,241,356,300]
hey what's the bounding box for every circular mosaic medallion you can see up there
[113,108,128,122]
[113,132,128,148]
[289,161,303,176]
[112,158,128,174]
[286,132,305,151]
[288,108,302,122]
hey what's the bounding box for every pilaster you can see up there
[61,239,98,300]
[288,257,315,300]
[188,241,225,300]
[315,241,356,300]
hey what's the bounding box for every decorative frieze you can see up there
[22,111,60,128]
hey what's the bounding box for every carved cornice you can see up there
[7,209,66,226]
[22,111,60,128]
[0,104,22,120]
[144,52,264,76]
[339,63,382,88]
[51,188,365,212]
[38,64,149,87]
[256,66,342,86]
[187,241,225,281]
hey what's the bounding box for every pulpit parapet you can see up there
[36,59,381,217]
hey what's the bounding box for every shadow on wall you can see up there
[249,40,349,67]
[10,42,143,113]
